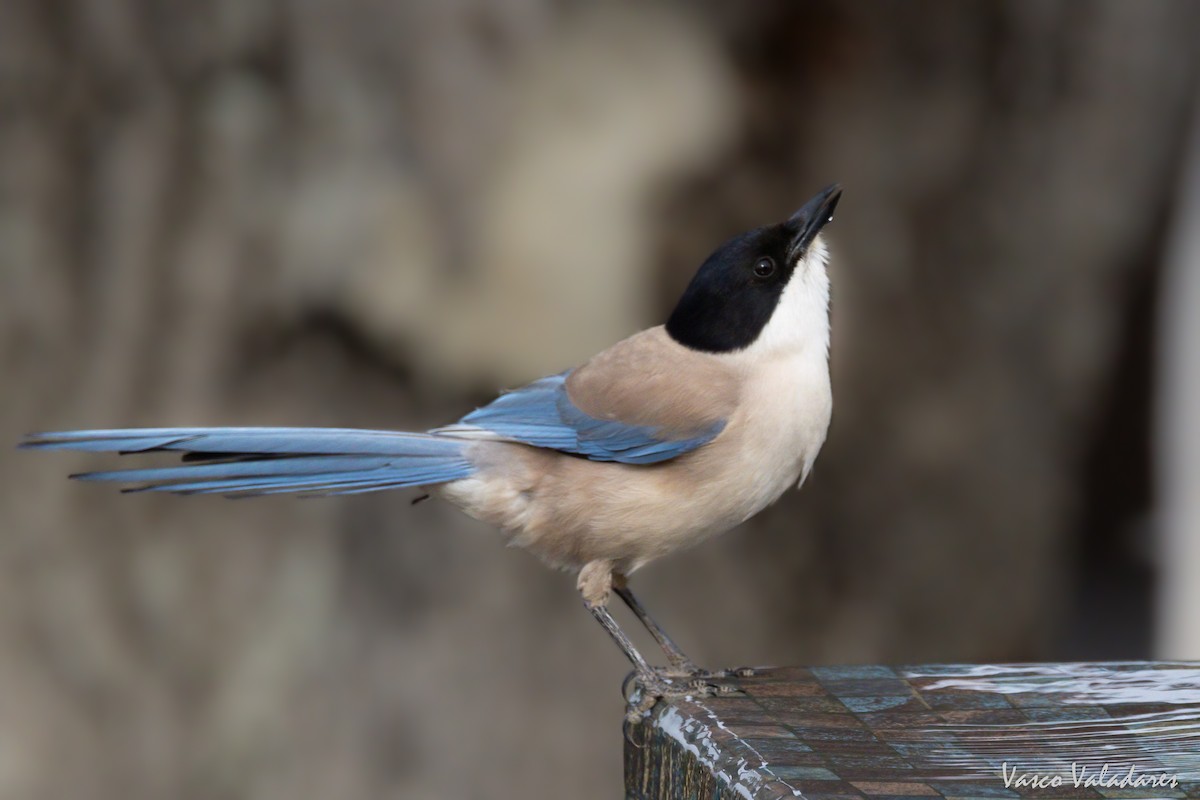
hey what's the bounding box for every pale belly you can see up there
[438,358,832,574]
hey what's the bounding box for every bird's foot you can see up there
[621,667,743,724]
[675,664,762,680]
[655,659,763,685]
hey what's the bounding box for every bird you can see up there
[22,183,841,720]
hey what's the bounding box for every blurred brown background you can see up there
[3,1,1200,797]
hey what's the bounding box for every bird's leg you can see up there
[586,604,656,683]
[579,562,738,722]
[579,562,682,721]
[611,575,701,675]
[612,577,741,693]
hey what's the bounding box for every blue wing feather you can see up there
[437,371,723,464]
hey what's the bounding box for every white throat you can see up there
[737,236,831,363]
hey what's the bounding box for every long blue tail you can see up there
[20,427,475,496]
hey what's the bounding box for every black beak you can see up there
[786,183,842,262]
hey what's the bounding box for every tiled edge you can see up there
[626,698,819,800]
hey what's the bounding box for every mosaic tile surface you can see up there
[624,662,1200,800]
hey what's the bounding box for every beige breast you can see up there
[436,325,832,575]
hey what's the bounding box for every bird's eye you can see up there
[753,256,776,278]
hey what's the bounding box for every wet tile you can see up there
[768,765,843,780]
[1103,702,1184,717]
[898,664,985,676]
[765,696,855,713]
[805,739,902,757]
[827,755,915,773]
[750,680,832,698]
[844,695,931,713]
[796,726,886,744]
[936,709,1028,725]
[857,710,945,729]
[815,665,901,680]
[836,769,926,782]
[1005,692,1059,708]
[885,741,959,759]
[773,711,874,730]
[859,714,950,734]
[737,736,818,760]
[790,779,870,797]
[826,679,920,697]
[1017,785,1104,798]
[922,691,1014,710]
[1096,791,1185,799]
[851,780,941,795]
[1021,706,1108,722]
[631,662,1200,799]
[1101,662,1159,671]
[727,723,796,738]
[751,666,817,681]
[684,697,768,724]
[876,726,957,743]
[931,783,1019,798]
[768,714,873,738]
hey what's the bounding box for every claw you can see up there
[623,715,650,748]
[621,666,744,724]
[658,663,747,690]
[621,669,641,703]
[685,674,743,696]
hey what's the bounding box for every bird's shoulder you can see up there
[437,326,735,463]
[565,325,740,436]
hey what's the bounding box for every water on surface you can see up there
[900,662,1200,781]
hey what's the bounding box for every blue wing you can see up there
[433,372,725,465]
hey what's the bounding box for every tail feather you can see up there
[124,472,402,496]
[73,455,401,483]
[22,427,462,456]
[21,427,475,496]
